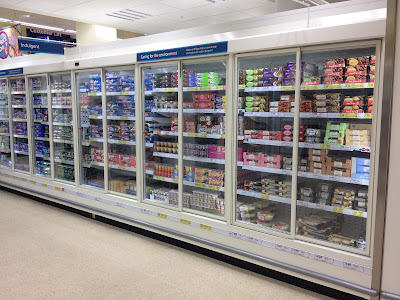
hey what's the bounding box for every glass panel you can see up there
[11,77,29,172]
[142,64,178,207]
[236,53,297,233]
[30,76,50,177]
[182,60,226,216]
[77,70,104,189]
[105,68,137,196]
[296,46,375,251]
[50,73,74,183]
[0,79,11,168]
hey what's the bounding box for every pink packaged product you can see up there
[261,154,282,163]
[92,149,104,156]
[93,155,103,162]
[108,154,120,165]
[208,145,225,159]
[261,161,282,169]
[192,93,216,102]
[119,155,132,167]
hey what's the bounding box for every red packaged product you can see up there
[194,102,213,109]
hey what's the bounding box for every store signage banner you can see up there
[26,28,76,44]
[18,37,64,55]
[137,41,228,62]
[0,25,23,59]
[0,67,23,76]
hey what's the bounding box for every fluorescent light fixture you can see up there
[15,20,64,31]
[64,29,76,34]
[0,18,12,22]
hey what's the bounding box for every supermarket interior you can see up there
[0,0,399,299]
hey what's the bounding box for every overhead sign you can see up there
[0,67,23,76]
[26,28,76,45]
[137,41,228,62]
[18,37,64,55]
[0,25,23,59]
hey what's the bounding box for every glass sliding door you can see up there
[0,78,11,168]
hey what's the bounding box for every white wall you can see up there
[76,22,117,47]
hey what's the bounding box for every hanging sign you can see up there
[0,67,23,76]
[137,41,228,62]
[18,37,64,55]
[0,25,23,59]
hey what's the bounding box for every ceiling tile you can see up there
[161,9,209,22]
[219,0,267,11]
[133,3,177,16]
[160,0,210,10]
[12,0,68,13]
[189,3,234,16]
[209,11,251,22]
[242,3,276,17]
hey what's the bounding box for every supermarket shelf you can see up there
[183,109,225,114]
[53,139,73,144]
[152,108,178,113]
[153,175,178,184]
[34,121,49,125]
[152,88,179,93]
[240,82,374,92]
[13,119,27,122]
[33,105,48,109]
[237,189,291,205]
[53,122,72,126]
[35,137,50,141]
[0,132,10,136]
[243,112,372,119]
[87,92,102,97]
[82,141,90,146]
[32,90,47,94]
[183,132,225,139]
[242,165,292,176]
[13,134,28,139]
[153,130,178,136]
[145,143,153,148]
[243,139,371,153]
[109,164,137,172]
[14,150,29,155]
[153,152,178,159]
[184,180,225,192]
[55,158,74,165]
[0,118,9,121]
[52,105,72,109]
[89,115,103,119]
[183,85,226,92]
[35,154,50,160]
[11,91,26,94]
[106,91,135,96]
[0,150,11,153]
[107,116,135,120]
[183,156,225,165]
[12,105,26,108]
[51,89,72,93]
[90,138,104,143]
[297,171,369,186]
[297,200,367,218]
[108,139,135,145]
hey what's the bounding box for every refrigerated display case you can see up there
[50,73,74,183]
[105,67,137,196]
[236,51,297,233]
[181,59,227,217]
[76,70,104,189]
[142,63,179,207]
[10,77,29,172]
[30,75,51,178]
[0,79,11,168]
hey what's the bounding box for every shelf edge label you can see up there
[137,41,228,62]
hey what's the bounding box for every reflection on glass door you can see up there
[236,53,297,233]
[31,76,51,177]
[77,70,104,189]
[182,59,226,216]
[11,77,29,172]
[295,46,376,251]
[0,79,11,168]
[105,68,136,196]
[51,73,74,182]
[142,64,179,207]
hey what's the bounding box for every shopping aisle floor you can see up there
[0,189,332,300]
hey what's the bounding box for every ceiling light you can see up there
[0,18,12,22]
[106,9,151,21]
[64,29,76,34]
[15,21,64,31]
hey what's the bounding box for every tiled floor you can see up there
[0,189,332,299]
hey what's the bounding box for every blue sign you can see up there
[18,37,64,55]
[26,28,76,45]
[0,67,23,76]
[137,41,228,62]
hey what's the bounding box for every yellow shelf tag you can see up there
[55,187,61,191]
[364,113,373,119]
[261,194,269,200]
[333,207,344,214]
[216,86,224,90]
[320,144,331,149]
[41,183,47,188]
[324,84,342,89]
[188,133,197,137]
[301,85,319,90]
[200,133,207,138]
[340,113,358,119]
[118,166,126,170]
[31,180,36,184]
[157,213,168,219]
[209,185,220,191]
[200,86,211,91]
[118,141,126,144]
[155,176,165,181]
[200,224,212,231]
[21,178,26,182]
[367,82,375,88]
[195,183,206,188]
[353,210,364,217]
[165,88,175,92]
[187,87,197,91]
[180,219,191,225]
[120,117,127,120]
[173,179,179,184]
[281,86,295,91]
[345,83,364,89]
[220,134,225,139]
[120,92,128,95]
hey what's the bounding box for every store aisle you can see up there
[0,189,331,300]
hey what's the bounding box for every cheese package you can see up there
[326,157,351,169]
[327,166,351,177]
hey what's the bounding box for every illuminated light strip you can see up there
[0,171,372,275]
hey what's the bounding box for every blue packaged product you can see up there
[352,157,370,166]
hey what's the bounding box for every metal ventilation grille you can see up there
[106,9,151,21]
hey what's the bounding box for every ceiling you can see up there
[0,0,348,35]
